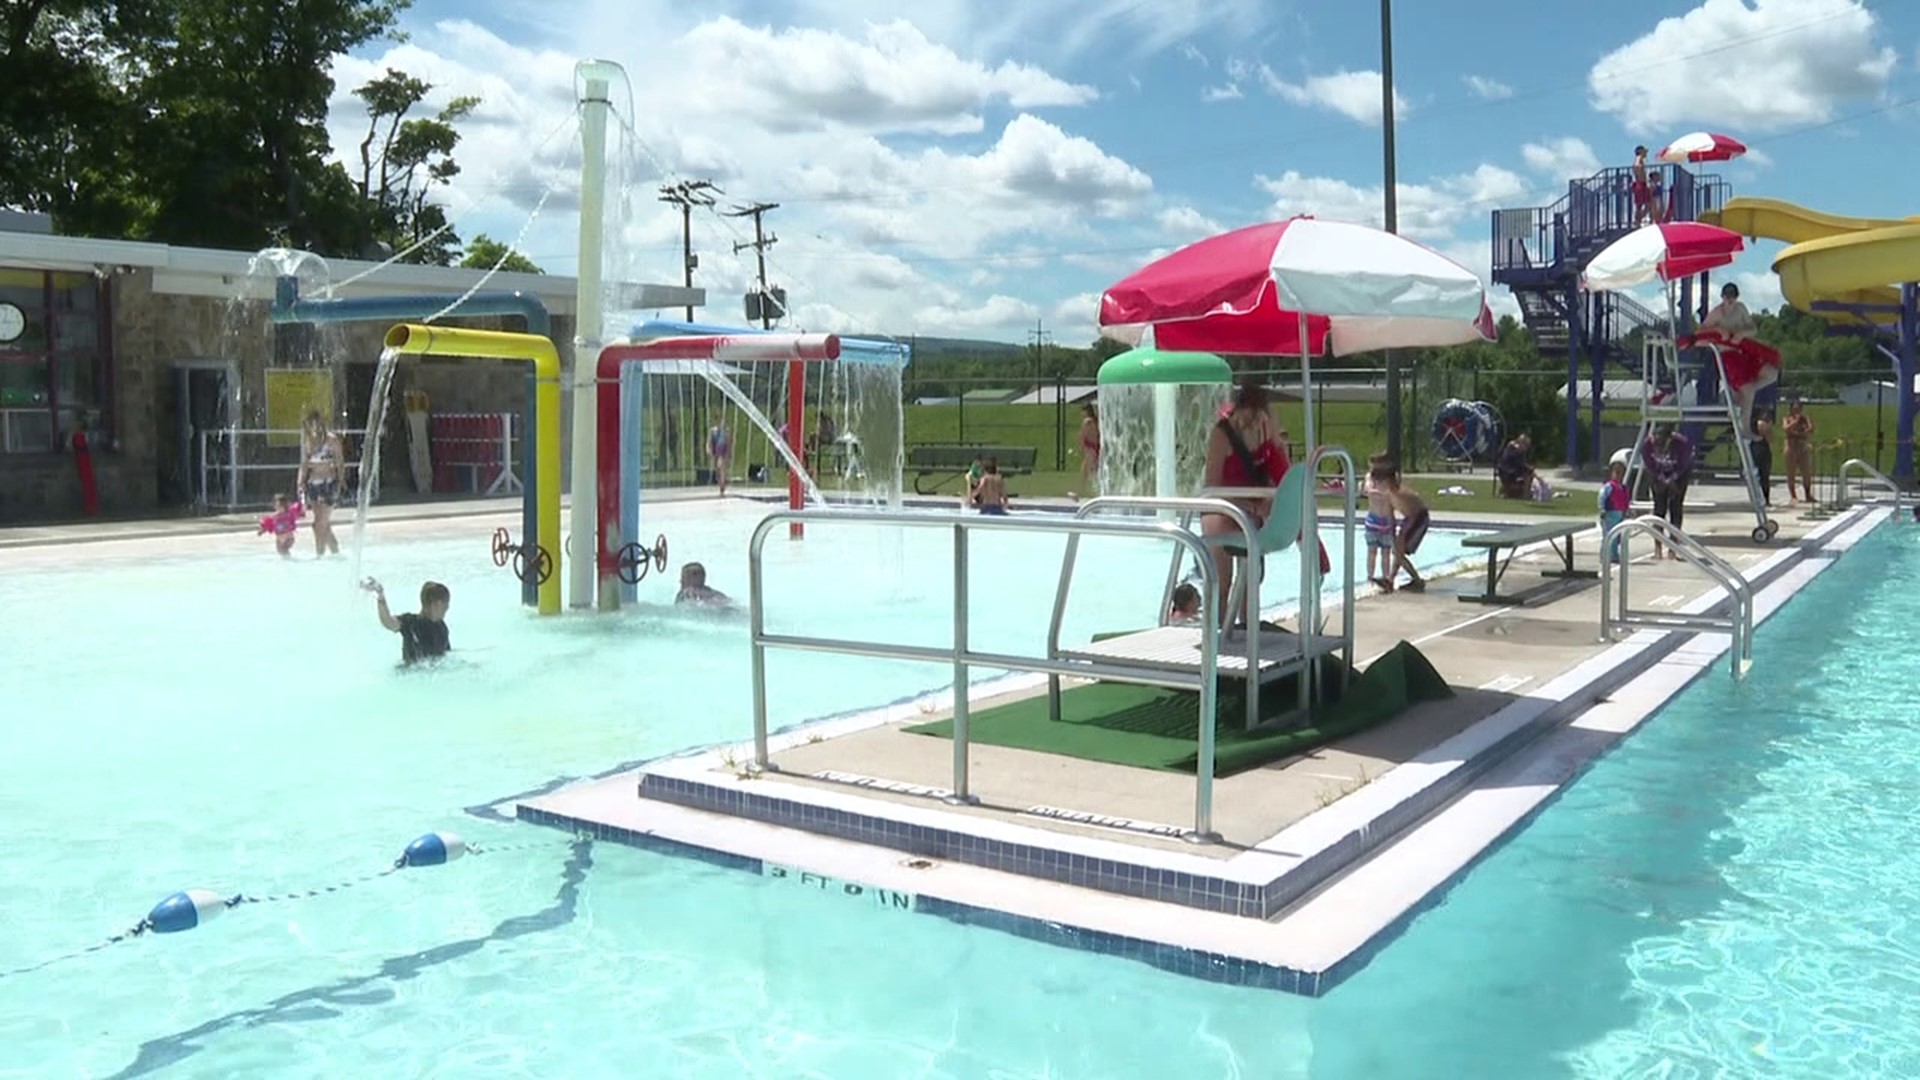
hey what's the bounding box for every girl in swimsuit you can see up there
[295,408,344,556]
[707,421,732,496]
[1783,398,1814,503]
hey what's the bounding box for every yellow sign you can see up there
[265,368,333,448]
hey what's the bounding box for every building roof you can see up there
[0,229,703,314]
[1007,384,1098,405]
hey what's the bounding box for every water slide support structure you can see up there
[569,61,618,609]
[1705,197,1920,479]
[594,334,843,611]
[383,324,564,614]
[269,277,553,609]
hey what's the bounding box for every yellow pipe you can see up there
[383,324,564,615]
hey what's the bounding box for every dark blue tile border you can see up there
[638,772,1268,917]
[514,801,1318,996]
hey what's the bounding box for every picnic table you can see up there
[1458,519,1597,606]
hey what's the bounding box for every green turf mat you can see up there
[905,640,1452,777]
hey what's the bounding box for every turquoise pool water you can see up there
[1311,518,1920,1078]
[0,500,1472,1078]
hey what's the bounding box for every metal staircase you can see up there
[1490,163,1732,463]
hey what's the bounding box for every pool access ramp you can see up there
[517,492,1889,995]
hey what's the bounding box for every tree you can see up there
[1,0,412,253]
[0,1,152,234]
[352,68,479,265]
[125,0,412,252]
[460,234,543,274]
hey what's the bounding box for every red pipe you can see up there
[72,431,100,517]
[787,359,805,540]
[594,334,841,600]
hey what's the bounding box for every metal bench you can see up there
[1459,519,1597,606]
[907,444,1037,495]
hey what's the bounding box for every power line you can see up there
[725,201,781,329]
[658,179,720,321]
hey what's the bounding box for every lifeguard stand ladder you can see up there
[1628,336,1779,543]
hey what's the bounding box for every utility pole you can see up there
[1028,319,1052,388]
[658,179,719,322]
[1381,0,1403,464]
[726,201,780,329]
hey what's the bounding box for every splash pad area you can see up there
[0,497,1477,1075]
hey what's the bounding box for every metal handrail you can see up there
[1304,446,1359,698]
[197,426,372,511]
[1838,457,1906,518]
[747,507,1227,840]
[1066,495,1264,726]
[1600,515,1753,678]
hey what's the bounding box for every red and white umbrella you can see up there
[1099,217,1493,449]
[1656,131,1747,164]
[1581,221,1745,292]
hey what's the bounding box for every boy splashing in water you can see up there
[361,578,451,665]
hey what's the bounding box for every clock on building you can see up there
[0,301,24,343]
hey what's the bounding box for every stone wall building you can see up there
[0,220,699,523]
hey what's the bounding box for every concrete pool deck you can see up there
[516,489,1893,995]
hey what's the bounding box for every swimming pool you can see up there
[1308,516,1920,1078]
[0,500,1474,1077]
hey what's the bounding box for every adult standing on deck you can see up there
[1078,403,1101,489]
[1783,398,1815,503]
[1642,424,1694,560]
[295,407,344,557]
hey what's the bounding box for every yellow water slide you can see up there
[1702,198,1920,325]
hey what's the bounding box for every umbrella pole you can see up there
[1299,309,1315,453]
[1296,306,1318,719]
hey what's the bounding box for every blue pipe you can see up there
[271,275,555,607]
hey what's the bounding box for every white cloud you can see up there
[1733,269,1785,313]
[913,294,1040,333]
[1588,0,1897,134]
[1178,42,1208,67]
[782,0,1273,63]
[1260,67,1410,126]
[1520,136,1602,178]
[1202,82,1245,103]
[1464,75,1514,100]
[673,17,1097,136]
[1156,205,1225,244]
[322,15,1168,343]
[1256,164,1530,240]
[1051,291,1104,342]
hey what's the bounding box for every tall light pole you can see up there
[1381,0,1403,463]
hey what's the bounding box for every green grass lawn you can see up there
[907,400,1903,476]
[653,399,1903,502]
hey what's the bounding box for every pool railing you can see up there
[746,507,1228,841]
[1600,514,1754,679]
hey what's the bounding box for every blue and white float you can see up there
[146,889,232,934]
[400,832,468,868]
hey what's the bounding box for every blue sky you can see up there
[323,0,1920,343]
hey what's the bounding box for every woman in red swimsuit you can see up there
[1201,378,1290,624]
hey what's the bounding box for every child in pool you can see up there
[1598,459,1631,563]
[256,494,304,557]
[361,578,451,666]
[1168,582,1201,624]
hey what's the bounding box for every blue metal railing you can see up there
[1491,165,1732,279]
